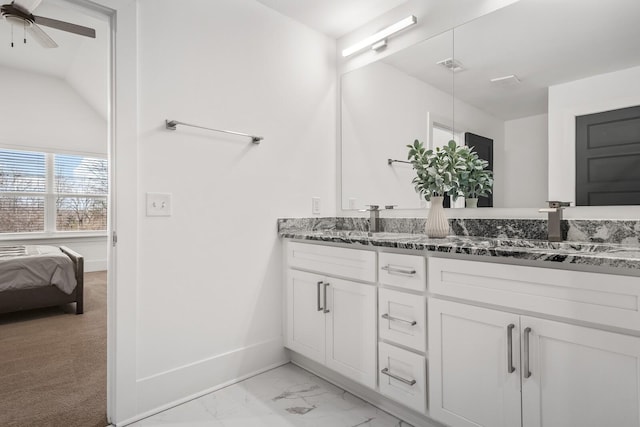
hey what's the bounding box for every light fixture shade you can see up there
[342,15,417,58]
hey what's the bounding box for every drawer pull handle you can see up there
[381,368,416,386]
[507,323,515,374]
[381,265,417,276]
[524,327,532,379]
[381,313,417,326]
[323,282,330,314]
[316,281,323,312]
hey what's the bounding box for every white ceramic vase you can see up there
[466,197,479,208]
[425,196,449,238]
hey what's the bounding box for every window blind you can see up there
[54,154,108,231]
[0,149,46,233]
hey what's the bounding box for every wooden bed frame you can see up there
[0,246,84,315]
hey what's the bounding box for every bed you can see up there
[0,245,84,315]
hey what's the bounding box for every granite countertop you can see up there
[279,228,640,271]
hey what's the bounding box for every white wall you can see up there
[65,27,110,120]
[135,0,336,414]
[0,66,107,156]
[549,65,640,204]
[502,114,548,208]
[0,65,108,271]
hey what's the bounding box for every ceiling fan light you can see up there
[4,15,31,26]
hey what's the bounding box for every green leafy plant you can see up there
[406,139,467,201]
[456,146,494,199]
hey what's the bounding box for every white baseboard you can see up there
[85,259,107,272]
[290,351,446,427]
[125,337,288,424]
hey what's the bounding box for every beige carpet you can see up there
[0,271,108,427]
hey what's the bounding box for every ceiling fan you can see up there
[0,0,95,48]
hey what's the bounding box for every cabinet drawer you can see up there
[378,342,426,414]
[429,257,640,331]
[378,252,426,291]
[287,241,376,282]
[379,288,426,352]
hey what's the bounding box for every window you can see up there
[0,148,108,234]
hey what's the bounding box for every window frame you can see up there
[0,147,108,240]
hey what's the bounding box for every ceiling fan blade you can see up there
[12,0,42,14]
[33,15,96,38]
[27,23,58,48]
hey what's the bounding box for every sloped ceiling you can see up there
[0,0,109,119]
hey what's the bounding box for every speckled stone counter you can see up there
[278,219,640,271]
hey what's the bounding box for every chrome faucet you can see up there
[359,205,396,233]
[539,201,570,242]
[360,205,381,232]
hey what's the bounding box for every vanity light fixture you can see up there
[342,15,417,58]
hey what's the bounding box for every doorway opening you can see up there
[0,0,113,424]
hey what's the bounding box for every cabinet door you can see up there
[285,269,326,364]
[521,316,640,427]
[429,298,522,427]
[325,277,377,388]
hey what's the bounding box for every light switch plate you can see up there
[312,197,321,215]
[146,193,172,217]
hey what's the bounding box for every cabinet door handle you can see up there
[381,265,417,276]
[316,281,323,312]
[381,368,416,386]
[323,282,330,314]
[523,327,532,379]
[507,323,515,374]
[381,313,417,326]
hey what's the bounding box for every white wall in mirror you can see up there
[341,32,451,210]
[340,0,640,216]
[341,29,504,210]
[502,114,547,208]
[341,56,505,210]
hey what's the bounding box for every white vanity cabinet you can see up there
[284,241,430,415]
[428,257,640,427]
[285,242,377,388]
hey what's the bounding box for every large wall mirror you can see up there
[341,0,640,210]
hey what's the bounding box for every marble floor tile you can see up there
[131,363,411,427]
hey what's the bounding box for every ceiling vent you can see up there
[490,74,521,86]
[436,58,464,72]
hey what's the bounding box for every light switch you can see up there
[146,193,172,217]
[312,197,321,215]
